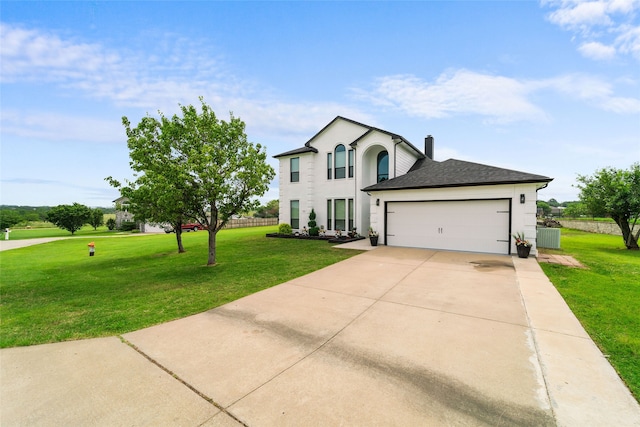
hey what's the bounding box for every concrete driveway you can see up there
[2,246,639,426]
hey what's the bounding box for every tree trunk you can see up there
[207,229,217,266]
[175,228,185,253]
[613,216,639,250]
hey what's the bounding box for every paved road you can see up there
[0,237,68,252]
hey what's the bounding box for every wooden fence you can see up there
[222,217,278,229]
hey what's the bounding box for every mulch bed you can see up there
[265,233,365,244]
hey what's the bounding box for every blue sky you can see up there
[1,1,639,207]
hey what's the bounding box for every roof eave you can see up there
[362,178,554,193]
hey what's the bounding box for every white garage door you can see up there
[386,200,510,254]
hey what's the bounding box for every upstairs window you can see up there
[327,153,333,180]
[377,151,389,182]
[334,145,346,179]
[290,157,299,182]
[348,149,354,178]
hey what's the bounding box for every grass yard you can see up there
[539,229,640,401]
[7,224,118,239]
[0,226,362,348]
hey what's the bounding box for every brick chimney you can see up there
[425,135,434,159]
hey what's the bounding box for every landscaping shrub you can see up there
[120,221,137,231]
[278,223,292,235]
[308,208,319,236]
[106,218,117,230]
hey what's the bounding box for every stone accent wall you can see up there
[560,220,622,236]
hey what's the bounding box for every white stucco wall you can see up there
[395,144,418,177]
[276,119,427,235]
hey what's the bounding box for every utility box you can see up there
[537,227,561,249]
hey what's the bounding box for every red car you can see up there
[164,223,206,233]
[181,223,205,232]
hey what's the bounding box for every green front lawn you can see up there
[0,226,362,348]
[539,229,640,401]
[6,225,119,239]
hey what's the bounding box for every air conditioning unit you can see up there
[537,227,561,249]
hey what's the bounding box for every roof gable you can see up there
[272,116,425,159]
[363,158,552,192]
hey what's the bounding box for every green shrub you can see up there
[278,223,292,235]
[308,208,319,236]
[106,218,117,230]
[120,221,137,232]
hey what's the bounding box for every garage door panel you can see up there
[386,200,510,254]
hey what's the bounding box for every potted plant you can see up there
[513,232,532,258]
[369,227,379,246]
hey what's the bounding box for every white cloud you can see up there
[542,0,640,60]
[354,70,640,123]
[538,73,640,112]
[578,41,617,59]
[1,110,123,143]
[0,24,120,83]
[545,0,613,30]
[0,23,372,144]
[354,70,547,123]
[356,70,640,123]
[616,24,640,58]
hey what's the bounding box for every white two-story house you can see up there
[274,116,552,255]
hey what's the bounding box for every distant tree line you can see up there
[0,205,115,230]
[536,199,586,218]
[253,200,279,218]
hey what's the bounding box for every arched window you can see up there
[334,144,346,179]
[377,151,389,182]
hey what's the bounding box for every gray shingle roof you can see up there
[362,158,553,192]
[272,146,318,158]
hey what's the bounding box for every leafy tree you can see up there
[254,199,279,218]
[46,203,91,234]
[547,198,560,207]
[88,208,104,230]
[117,98,275,265]
[576,163,640,249]
[537,201,551,216]
[0,210,22,229]
[265,199,279,218]
[563,202,587,218]
[106,218,117,230]
[107,172,191,253]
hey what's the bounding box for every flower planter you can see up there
[370,236,378,246]
[516,245,531,258]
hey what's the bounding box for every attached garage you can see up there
[385,199,511,254]
[363,157,552,256]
